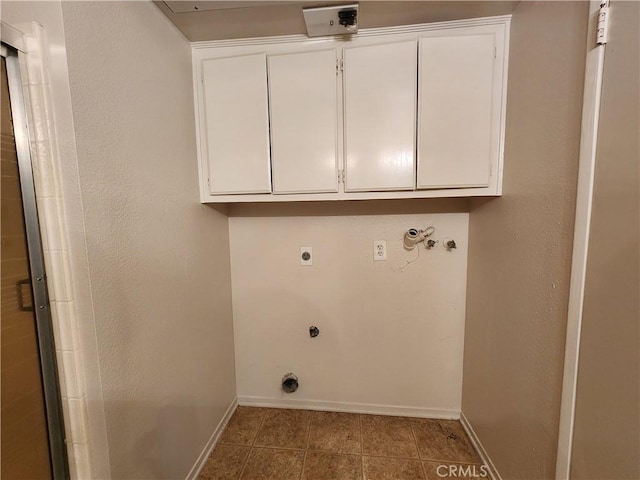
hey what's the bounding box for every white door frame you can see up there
[555,1,607,478]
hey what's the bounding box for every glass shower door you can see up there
[1,43,68,479]
[1,53,53,480]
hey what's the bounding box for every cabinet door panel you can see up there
[202,54,271,194]
[418,34,495,189]
[268,50,338,194]
[343,41,417,192]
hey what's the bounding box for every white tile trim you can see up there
[460,411,502,480]
[185,398,239,480]
[237,396,460,419]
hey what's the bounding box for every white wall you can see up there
[57,2,236,478]
[229,202,469,416]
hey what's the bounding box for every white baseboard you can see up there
[185,398,238,480]
[237,396,460,419]
[460,411,501,480]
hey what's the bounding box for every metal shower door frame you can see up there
[1,40,70,480]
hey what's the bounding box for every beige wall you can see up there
[229,200,470,415]
[570,1,640,478]
[155,1,519,42]
[462,2,588,478]
[59,2,236,478]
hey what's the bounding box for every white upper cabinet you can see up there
[193,17,509,202]
[343,41,418,192]
[268,50,339,194]
[418,26,503,189]
[201,54,271,194]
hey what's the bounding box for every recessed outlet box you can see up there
[300,247,313,266]
[303,4,359,37]
[373,240,387,261]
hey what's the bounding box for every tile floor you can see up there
[199,407,489,480]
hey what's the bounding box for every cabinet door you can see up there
[417,33,496,189]
[268,50,338,194]
[202,54,271,194]
[343,41,417,192]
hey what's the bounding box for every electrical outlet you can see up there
[300,247,313,266]
[373,240,387,261]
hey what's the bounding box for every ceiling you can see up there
[155,1,520,42]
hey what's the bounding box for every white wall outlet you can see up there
[373,240,387,261]
[300,247,313,266]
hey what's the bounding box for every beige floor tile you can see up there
[302,452,362,480]
[363,456,424,480]
[410,419,481,464]
[254,409,313,449]
[361,415,419,459]
[199,444,250,480]
[240,448,305,480]
[220,407,269,446]
[423,461,489,480]
[308,411,361,454]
